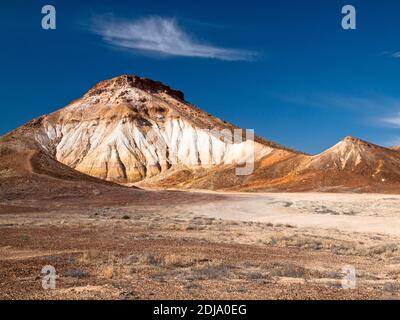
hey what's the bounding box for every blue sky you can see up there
[1,0,400,154]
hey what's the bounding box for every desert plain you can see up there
[1,189,400,300]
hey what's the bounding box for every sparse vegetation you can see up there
[1,192,400,299]
[79,250,102,263]
[189,262,235,280]
[164,254,197,268]
[63,268,90,279]
[138,253,164,266]
[269,263,307,279]
[98,265,114,279]
[383,282,400,293]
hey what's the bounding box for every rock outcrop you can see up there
[2,75,400,194]
[14,75,292,183]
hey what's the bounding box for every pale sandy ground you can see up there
[182,192,400,237]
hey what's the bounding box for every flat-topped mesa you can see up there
[86,75,185,101]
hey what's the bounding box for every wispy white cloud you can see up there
[276,92,400,130]
[91,16,258,61]
[382,112,400,127]
[382,51,400,59]
[277,93,400,112]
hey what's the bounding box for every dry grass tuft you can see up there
[269,263,307,279]
[98,265,114,279]
[164,254,197,268]
[79,249,103,263]
[138,253,164,266]
[189,261,235,280]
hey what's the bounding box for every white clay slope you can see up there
[32,75,274,183]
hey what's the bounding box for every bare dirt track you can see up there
[1,190,400,300]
